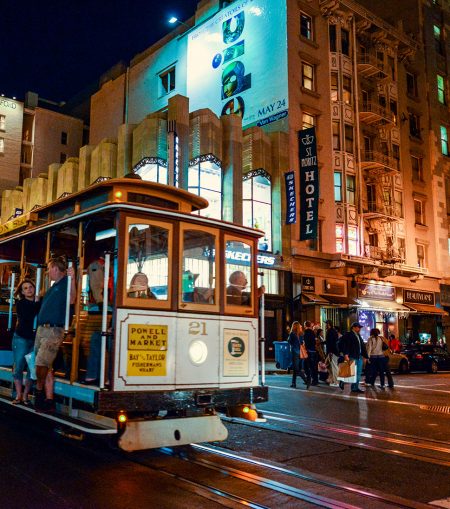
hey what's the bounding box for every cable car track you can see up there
[136,444,430,509]
[221,411,450,467]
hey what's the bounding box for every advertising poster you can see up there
[186,0,288,128]
[223,328,249,376]
[127,324,168,376]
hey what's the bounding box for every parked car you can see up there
[402,345,450,373]
[386,350,410,374]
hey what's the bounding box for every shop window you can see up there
[440,125,449,155]
[416,244,426,268]
[159,66,176,95]
[414,198,425,225]
[406,72,418,97]
[181,228,217,305]
[243,171,272,252]
[334,171,342,202]
[127,222,170,301]
[346,175,355,204]
[341,29,350,56]
[302,112,315,130]
[61,131,68,145]
[301,62,314,90]
[258,268,279,295]
[335,224,344,253]
[188,156,222,219]
[0,115,5,131]
[394,190,403,218]
[344,124,354,154]
[331,73,339,102]
[332,121,340,150]
[343,76,352,105]
[437,75,446,104]
[300,12,313,40]
[348,226,358,255]
[225,239,253,307]
[411,155,423,181]
[134,157,168,184]
[329,24,337,52]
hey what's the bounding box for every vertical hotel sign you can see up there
[299,127,319,240]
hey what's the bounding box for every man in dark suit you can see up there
[303,321,318,386]
[338,322,368,393]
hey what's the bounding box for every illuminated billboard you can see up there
[186,0,288,129]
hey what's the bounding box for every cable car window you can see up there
[127,223,169,300]
[181,228,216,304]
[225,239,253,307]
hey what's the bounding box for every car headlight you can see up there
[188,340,208,365]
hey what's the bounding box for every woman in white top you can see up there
[366,328,386,388]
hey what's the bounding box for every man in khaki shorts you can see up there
[34,256,76,412]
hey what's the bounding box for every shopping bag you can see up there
[299,343,308,359]
[25,351,37,380]
[338,360,354,378]
[337,360,357,384]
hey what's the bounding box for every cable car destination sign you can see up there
[299,127,319,240]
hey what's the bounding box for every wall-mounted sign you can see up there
[403,289,435,306]
[324,280,346,295]
[440,285,450,306]
[299,127,319,240]
[285,171,296,224]
[186,0,288,129]
[302,276,315,292]
[358,283,395,301]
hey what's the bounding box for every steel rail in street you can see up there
[221,412,450,468]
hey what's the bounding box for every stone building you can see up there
[3,0,449,347]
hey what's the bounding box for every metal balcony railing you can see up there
[360,150,399,171]
[359,101,395,125]
[357,53,387,78]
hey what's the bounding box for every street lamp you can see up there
[168,16,189,28]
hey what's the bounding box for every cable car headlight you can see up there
[188,340,208,365]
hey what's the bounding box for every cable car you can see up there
[0,177,268,450]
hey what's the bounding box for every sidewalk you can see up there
[264,360,289,375]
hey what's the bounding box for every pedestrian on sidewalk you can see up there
[338,322,368,393]
[288,321,309,388]
[381,336,395,388]
[366,328,386,388]
[304,321,318,386]
[325,320,340,386]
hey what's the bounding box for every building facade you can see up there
[3,0,449,349]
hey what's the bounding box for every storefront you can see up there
[440,285,450,348]
[356,283,410,341]
[402,289,448,344]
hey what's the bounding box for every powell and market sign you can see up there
[299,128,319,240]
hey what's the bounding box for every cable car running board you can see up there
[0,395,117,435]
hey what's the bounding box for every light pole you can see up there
[168,16,189,28]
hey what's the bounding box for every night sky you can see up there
[2,0,199,102]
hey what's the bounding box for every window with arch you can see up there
[188,154,222,219]
[243,170,272,252]
[133,157,168,184]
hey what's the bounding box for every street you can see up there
[0,371,449,508]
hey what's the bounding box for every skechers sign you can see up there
[186,0,288,128]
[299,127,319,240]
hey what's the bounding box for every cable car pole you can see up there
[259,271,265,386]
[100,252,111,390]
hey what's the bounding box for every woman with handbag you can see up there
[12,278,41,405]
[366,328,387,388]
[287,321,309,389]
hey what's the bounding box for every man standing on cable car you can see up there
[34,256,76,413]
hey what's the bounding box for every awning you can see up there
[301,293,331,305]
[404,303,449,316]
[356,299,411,313]
[320,295,358,307]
